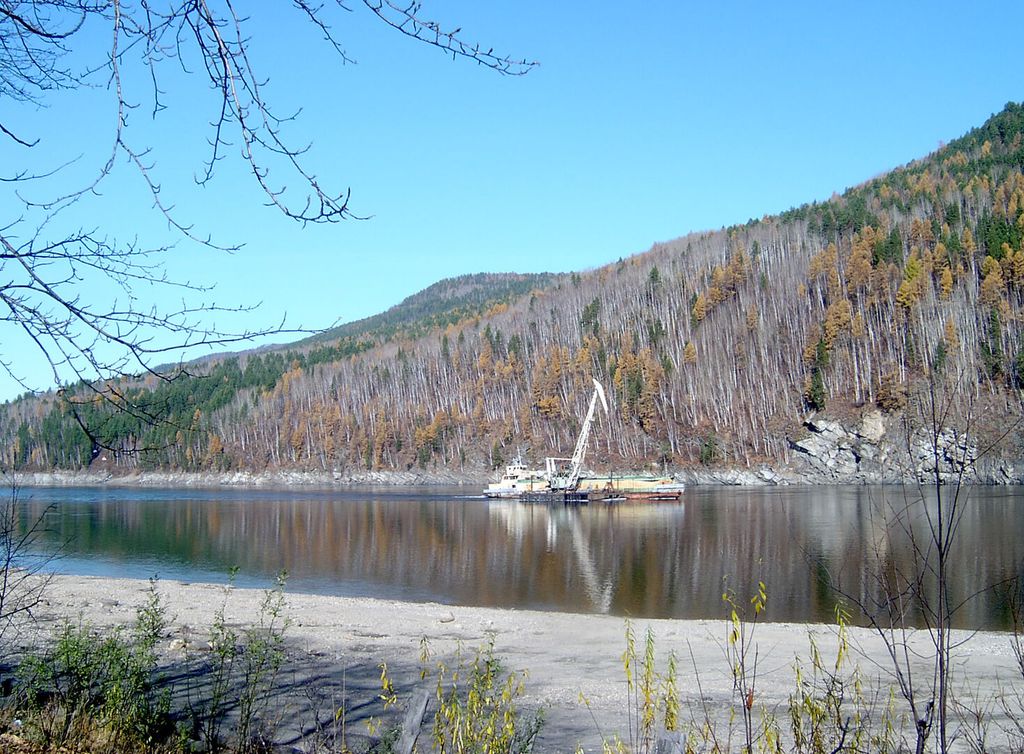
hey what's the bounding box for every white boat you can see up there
[484,458,550,498]
[482,380,683,502]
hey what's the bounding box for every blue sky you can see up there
[2,1,1023,400]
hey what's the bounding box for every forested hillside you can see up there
[299,272,561,346]
[5,104,1024,476]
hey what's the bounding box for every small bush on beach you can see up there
[429,638,542,754]
[593,591,910,754]
[5,572,292,754]
[787,606,902,754]
[368,638,542,754]
[14,580,170,752]
[181,569,290,754]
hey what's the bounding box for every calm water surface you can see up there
[15,484,1024,629]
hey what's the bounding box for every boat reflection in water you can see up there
[487,499,685,613]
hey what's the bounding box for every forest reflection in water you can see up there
[17,484,1024,629]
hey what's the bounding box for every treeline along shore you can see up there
[11,407,1024,489]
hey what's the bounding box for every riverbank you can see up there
[12,454,1024,490]
[18,574,1024,752]
[9,467,489,489]
[10,407,1024,489]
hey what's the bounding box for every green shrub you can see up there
[189,569,290,754]
[430,639,542,754]
[16,580,170,751]
[371,638,542,754]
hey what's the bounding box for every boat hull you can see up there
[577,475,685,500]
[484,467,683,502]
[484,477,550,498]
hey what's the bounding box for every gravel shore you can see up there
[17,574,1022,752]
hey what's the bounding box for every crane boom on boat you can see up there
[546,379,608,491]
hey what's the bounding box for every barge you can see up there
[483,379,684,504]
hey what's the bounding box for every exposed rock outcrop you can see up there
[789,411,898,483]
[787,410,1022,485]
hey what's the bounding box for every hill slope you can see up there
[4,103,1024,478]
[301,272,561,345]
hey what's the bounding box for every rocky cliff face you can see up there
[790,412,896,483]
[786,411,1021,486]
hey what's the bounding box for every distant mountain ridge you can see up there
[300,271,561,346]
[4,103,1024,480]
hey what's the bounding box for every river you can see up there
[12,483,1024,629]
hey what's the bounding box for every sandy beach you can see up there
[19,574,1024,752]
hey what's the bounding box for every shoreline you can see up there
[8,410,1024,489]
[11,466,1024,490]
[21,574,1024,752]
[7,468,490,489]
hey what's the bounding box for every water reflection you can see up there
[15,485,1024,629]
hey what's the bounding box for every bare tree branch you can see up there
[361,0,536,76]
[0,475,59,650]
[0,1,532,413]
